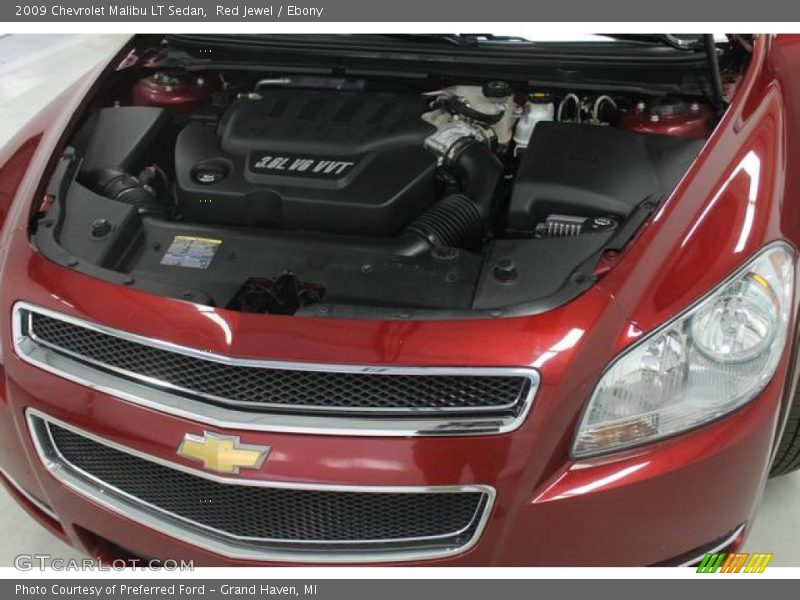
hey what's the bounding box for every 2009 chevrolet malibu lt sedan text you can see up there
[0,33,798,566]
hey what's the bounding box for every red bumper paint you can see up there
[0,249,786,565]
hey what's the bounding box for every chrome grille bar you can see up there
[13,302,538,436]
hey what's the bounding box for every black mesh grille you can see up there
[47,424,487,547]
[29,312,529,414]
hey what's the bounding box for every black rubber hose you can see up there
[404,193,485,250]
[444,140,504,224]
[704,34,728,115]
[89,168,170,217]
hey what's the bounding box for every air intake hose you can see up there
[400,139,504,253]
[87,167,170,218]
[404,193,484,250]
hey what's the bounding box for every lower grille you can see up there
[29,412,494,562]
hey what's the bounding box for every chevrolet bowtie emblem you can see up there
[177,432,270,474]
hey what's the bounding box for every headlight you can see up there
[573,243,795,458]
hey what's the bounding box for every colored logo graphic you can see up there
[696,552,773,573]
[177,432,270,474]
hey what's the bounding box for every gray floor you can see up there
[0,34,798,567]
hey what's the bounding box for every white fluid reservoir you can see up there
[514,93,555,153]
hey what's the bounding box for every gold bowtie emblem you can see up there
[177,432,270,474]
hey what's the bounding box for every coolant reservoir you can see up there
[513,92,555,153]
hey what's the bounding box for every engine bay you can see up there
[36,37,737,318]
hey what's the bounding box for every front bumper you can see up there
[0,295,784,565]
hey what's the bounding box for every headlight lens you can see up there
[573,243,795,458]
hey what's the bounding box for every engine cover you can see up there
[175,90,437,236]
